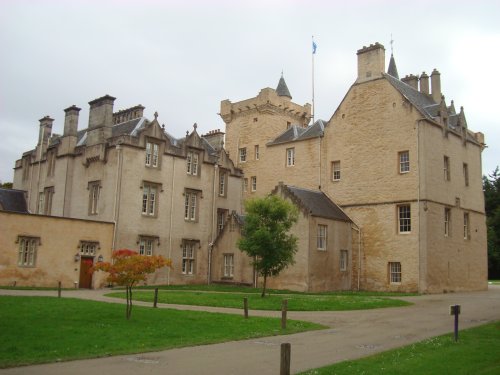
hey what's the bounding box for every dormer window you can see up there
[145,141,159,168]
[187,151,199,176]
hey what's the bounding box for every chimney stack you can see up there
[203,129,225,150]
[87,95,116,145]
[63,105,81,137]
[356,43,386,83]
[401,74,419,90]
[38,116,54,145]
[431,69,441,103]
[419,72,429,94]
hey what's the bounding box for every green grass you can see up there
[299,321,500,375]
[106,289,412,311]
[0,296,324,368]
[489,280,500,285]
[133,283,418,296]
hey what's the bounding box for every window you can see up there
[399,151,409,173]
[182,240,196,275]
[332,161,341,181]
[80,241,98,256]
[286,121,291,129]
[398,204,411,233]
[389,262,401,283]
[243,178,248,192]
[239,148,247,163]
[286,148,295,167]
[317,224,327,250]
[184,190,199,221]
[223,254,234,277]
[251,176,257,192]
[186,151,199,176]
[254,145,259,160]
[142,183,158,216]
[463,163,469,186]
[145,141,159,168]
[139,237,154,256]
[219,171,226,197]
[17,236,39,267]
[253,117,258,122]
[217,209,228,233]
[37,192,44,214]
[444,156,450,181]
[47,150,56,177]
[39,187,54,215]
[88,181,100,215]
[444,208,451,237]
[22,156,30,181]
[463,212,470,240]
[340,250,348,271]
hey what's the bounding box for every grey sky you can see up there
[1,0,498,183]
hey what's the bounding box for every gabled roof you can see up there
[267,119,326,146]
[282,185,351,222]
[0,188,29,213]
[383,73,477,143]
[276,76,292,99]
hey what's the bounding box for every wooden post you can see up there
[450,304,461,342]
[243,297,249,319]
[280,343,291,375]
[281,299,288,329]
[153,288,159,308]
[57,281,61,298]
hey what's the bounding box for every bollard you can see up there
[243,297,249,319]
[281,299,288,329]
[450,304,461,342]
[58,281,62,298]
[280,343,291,375]
[153,287,159,308]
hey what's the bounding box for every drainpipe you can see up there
[167,157,176,285]
[416,119,423,293]
[209,162,218,284]
[112,144,123,251]
[35,126,45,213]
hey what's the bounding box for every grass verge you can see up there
[0,296,324,368]
[106,289,412,311]
[299,321,500,374]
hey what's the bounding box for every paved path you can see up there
[1,286,499,374]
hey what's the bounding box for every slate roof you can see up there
[0,188,29,213]
[285,185,351,222]
[383,73,477,142]
[268,119,326,146]
[276,76,292,99]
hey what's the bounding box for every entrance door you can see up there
[79,257,94,289]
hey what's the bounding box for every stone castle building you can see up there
[9,97,243,288]
[4,42,487,293]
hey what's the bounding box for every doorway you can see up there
[79,256,94,289]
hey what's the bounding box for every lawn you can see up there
[0,296,324,368]
[106,289,412,311]
[299,321,500,375]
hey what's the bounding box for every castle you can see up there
[1,42,487,293]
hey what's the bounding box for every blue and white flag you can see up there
[312,40,317,54]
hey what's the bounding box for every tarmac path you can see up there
[1,286,499,374]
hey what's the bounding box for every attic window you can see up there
[253,117,258,122]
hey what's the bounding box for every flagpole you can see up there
[312,35,315,124]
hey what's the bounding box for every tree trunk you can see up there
[129,286,133,318]
[261,274,267,298]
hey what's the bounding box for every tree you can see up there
[0,182,13,189]
[238,195,298,297]
[484,167,500,279]
[93,249,172,319]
